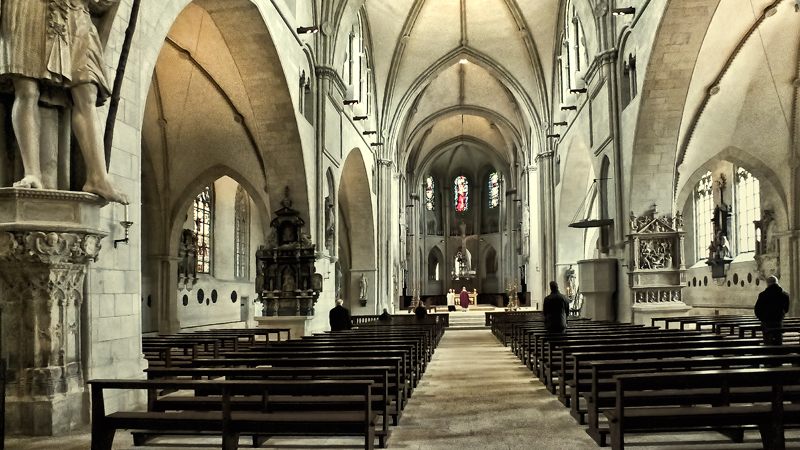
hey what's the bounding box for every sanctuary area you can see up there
[0,0,798,448]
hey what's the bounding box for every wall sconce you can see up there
[343,99,358,105]
[353,116,368,121]
[547,134,561,138]
[612,7,635,15]
[296,26,319,34]
[553,122,568,126]
[569,88,587,94]
[560,105,577,111]
[370,142,383,146]
[114,204,134,248]
[363,131,377,135]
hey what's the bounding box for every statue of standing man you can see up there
[0,0,128,204]
[359,274,368,300]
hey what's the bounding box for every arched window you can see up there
[234,185,250,279]
[428,250,440,281]
[194,185,214,274]
[694,171,713,260]
[488,172,499,208]
[426,176,435,211]
[735,167,760,253]
[454,176,469,212]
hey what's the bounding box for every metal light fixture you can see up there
[353,116,368,121]
[547,134,561,138]
[561,106,577,111]
[114,204,134,248]
[343,99,358,105]
[554,122,568,126]
[569,88,587,94]
[612,7,635,15]
[370,142,383,146]
[296,26,319,34]
[363,131,377,135]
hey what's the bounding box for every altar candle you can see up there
[124,204,129,222]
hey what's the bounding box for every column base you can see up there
[5,390,88,436]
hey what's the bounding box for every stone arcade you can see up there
[0,0,798,445]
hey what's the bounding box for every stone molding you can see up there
[0,231,104,265]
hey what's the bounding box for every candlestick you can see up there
[124,204,129,222]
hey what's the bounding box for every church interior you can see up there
[1,0,800,448]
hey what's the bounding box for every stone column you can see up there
[536,150,557,295]
[0,189,106,436]
[377,159,394,313]
[152,255,181,335]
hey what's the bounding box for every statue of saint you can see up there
[0,0,128,204]
[359,274,368,300]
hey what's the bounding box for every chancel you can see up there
[2,0,800,449]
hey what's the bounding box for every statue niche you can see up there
[255,187,322,316]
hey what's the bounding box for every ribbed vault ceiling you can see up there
[362,0,556,175]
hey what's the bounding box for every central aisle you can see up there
[388,328,597,450]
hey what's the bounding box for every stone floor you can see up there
[6,319,800,449]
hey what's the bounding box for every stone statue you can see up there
[324,196,335,249]
[359,274,368,300]
[281,266,295,291]
[0,0,128,204]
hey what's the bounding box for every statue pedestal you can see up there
[255,316,312,339]
[578,259,617,321]
[0,188,106,436]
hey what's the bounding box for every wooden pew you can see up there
[89,378,379,450]
[583,351,800,445]
[191,356,410,409]
[604,367,800,450]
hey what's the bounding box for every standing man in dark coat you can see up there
[543,281,570,333]
[329,299,353,331]
[754,276,790,345]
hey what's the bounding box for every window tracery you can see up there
[488,172,499,208]
[735,167,760,253]
[454,176,469,212]
[694,171,713,261]
[234,185,250,279]
[426,176,435,211]
[193,185,213,274]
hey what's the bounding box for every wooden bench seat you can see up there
[570,344,800,435]
[602,367,800,450]
[90,379,380,450]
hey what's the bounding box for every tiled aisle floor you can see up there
[6,326,798,449]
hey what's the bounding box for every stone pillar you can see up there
[377,159,394,313]
[153,255,181,335]
[0,189,106,436]
[536,151,557,296]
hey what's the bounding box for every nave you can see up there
[7,320,794,450]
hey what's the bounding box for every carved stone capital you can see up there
[0,231,104,265]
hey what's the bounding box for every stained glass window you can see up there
[426,176,435,211]
[735,167,760,253]
[694,171,713,261]
[454,176,468,212]
[194,185,213,274]
[488,172,499,208]
[234,185,250,279]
